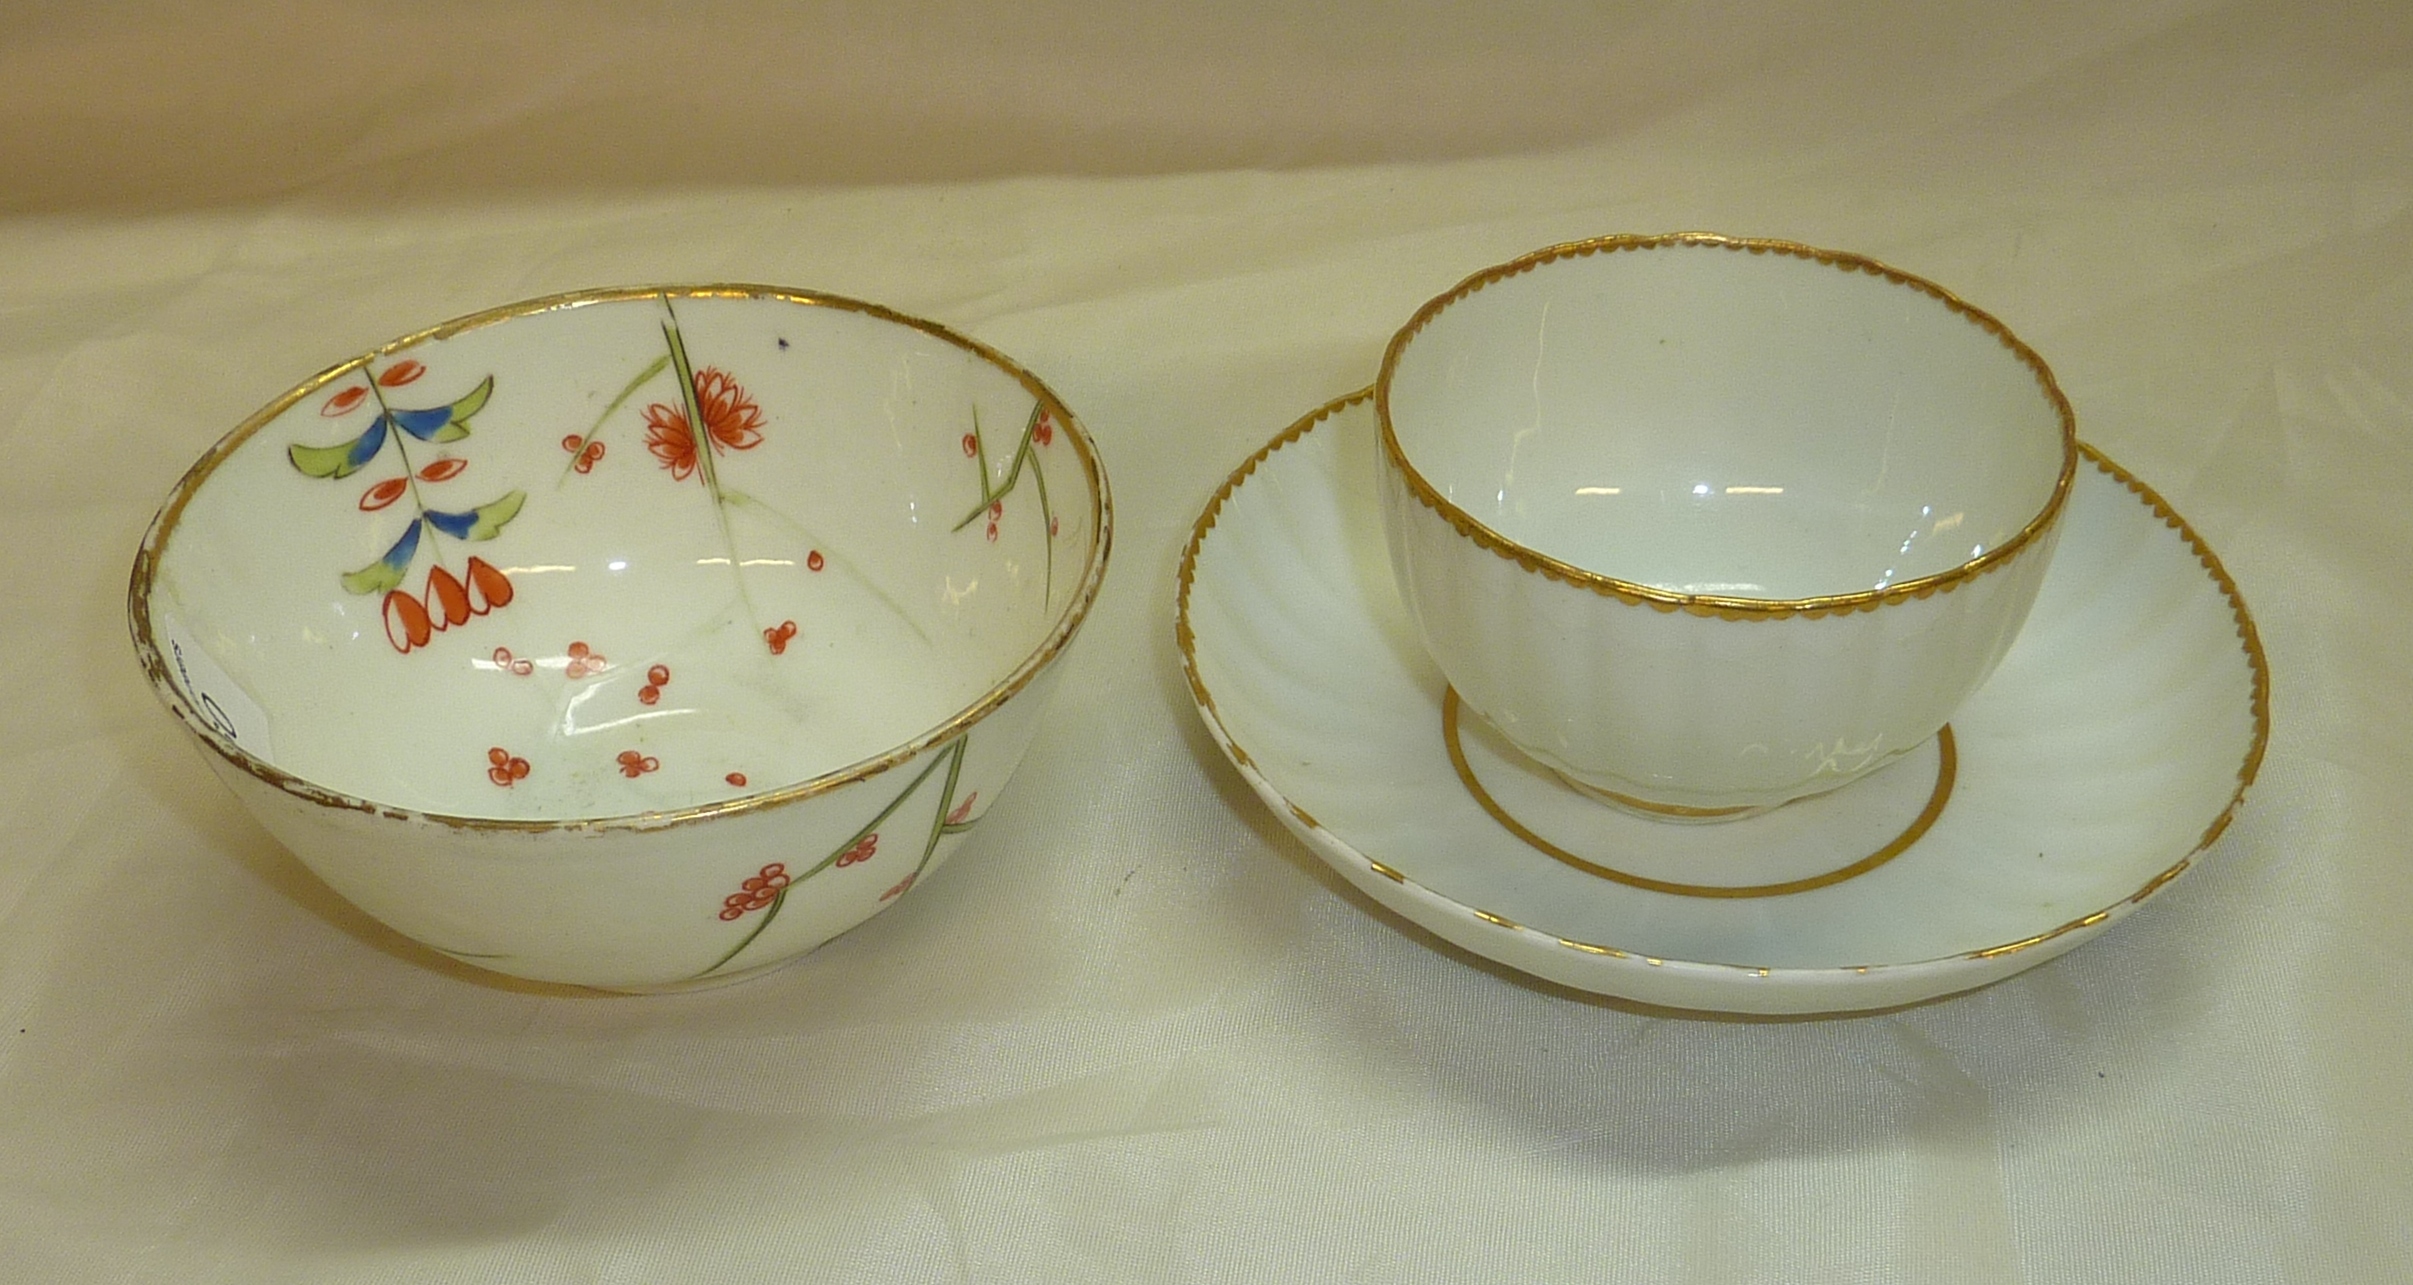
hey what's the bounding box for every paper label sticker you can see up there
[157,613,276,764]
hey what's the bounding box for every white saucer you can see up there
[1177,391,2267,1015]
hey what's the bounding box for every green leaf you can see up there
[461,489,525,541]
[341,561,405,595]
[449,375,493,422]
[289,440,359,478]
[340,518,423,595]
[430,420,472,444]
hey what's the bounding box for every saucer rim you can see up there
[1176,387,2270,993]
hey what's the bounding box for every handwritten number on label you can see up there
[171,639,241,742]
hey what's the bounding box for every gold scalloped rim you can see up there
[1174,391,2269,988]
[1375,232,2080,620]
[128,284,1113,836]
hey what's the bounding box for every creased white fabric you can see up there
[3,2,2408,1280]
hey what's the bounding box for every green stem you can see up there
[556,353,671,486]
[915,739,969,874]
[949,402,1057,602]
[660,298,765,626]
[365,369,446,577]
[694,742,963,978]
[1025,428,1056,604]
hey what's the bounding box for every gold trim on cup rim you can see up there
[1374,232,2082,621]
[127,284,1114,836]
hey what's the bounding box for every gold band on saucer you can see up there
[1553,775,1759,819]
[1443,687,1955,899]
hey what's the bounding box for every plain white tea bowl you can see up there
[1377,233,2075,819]
[129,286,1111,990]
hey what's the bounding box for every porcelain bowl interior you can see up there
[1381,236,2068,600]
[128,287,1110,989]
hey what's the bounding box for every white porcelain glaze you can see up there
[1377,235,2077,815]
[130,287,1110,990]
[1179,393,2265,1015]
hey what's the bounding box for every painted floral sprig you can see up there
[955,401,1062,601]
[290,361,527,653]
[696,736,979,978]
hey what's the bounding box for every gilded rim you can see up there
[1174,391,2269,982]
[1374,233,2081,620]
[126,284,1113,835]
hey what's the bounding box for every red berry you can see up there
[961,433,977,458]
[648,664,670,686]
[489,746,510,766]
[638,685,660,705]
[807,550,824,572]
[726,772,748,787]
[562,434,584,452]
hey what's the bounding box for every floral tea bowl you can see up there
[129,286,1111,990]
[1378,234,2074,820]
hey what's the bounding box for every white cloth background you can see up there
[2,2,2407,1280]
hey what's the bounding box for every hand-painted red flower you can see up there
[946,791,978,826]
[380,557,513,654]
[764,619,798,655]
[835,833,879,867]
[637,663,671,705]
[616,749,659,778]
[644,367,765,480]
[880,873,916,901]
[719,862,791,920]
[1034,412,1054,446]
